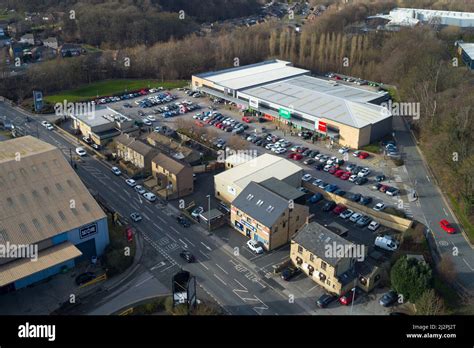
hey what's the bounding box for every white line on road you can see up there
[184,237,195,247]
[135,275,153,287]
[216,264,229,275]
[463,258,474,271]
[200,242,212,251]
[214,274,227,286]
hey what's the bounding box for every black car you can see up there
[375,175,386,182]
[348,193,361,202]
[75,272,96,286]
[355,177,368,185]
[322,201,336,212]
[176,215,191,227]
[316,293,338,308]
[280,266,301,281]
[359,196,372,205]
[379,290,398,307]
[179,250,195,263]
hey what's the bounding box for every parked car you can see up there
[317,293,338,308]
[111,166,122,176]
[439,219,456,234]
[75,272,96,286]
[179,250,196,263]
[280,266,301,281]
[247,240,264,254]
[130,212,142,222]
[379,290,398,307]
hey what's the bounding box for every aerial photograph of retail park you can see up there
[0,0,474,343]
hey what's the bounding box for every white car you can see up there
[339,147,349,154]
[134,185,146,195]
[143,192,157,202]
[348,174,358,182]
[275,147,287,154]
[147,115,156,121]
[111,166,122,176]
[339,209,354,219]
[349,213,362,223]
[191,206,204,218]
[125,179,137,187]
[373,202,386,212]
[247,240,264,254]
[302,174,312,182]
[358,168,371,177]
[143,119,152,126]
[368,220,380,231]
[75,147,87,156]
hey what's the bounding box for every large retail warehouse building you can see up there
[192,60,392,149]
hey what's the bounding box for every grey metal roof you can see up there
[292,222,356,267]
[232,181,289,228]
[240,75,390,128]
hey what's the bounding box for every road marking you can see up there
[463,258,474,272]
[200,263,209,270]
[214,274,227,286]
[199,250,210,259]
[443,208,448,217]
[184,237,195,247]
[200,242,212,251]
[135,275,153,287]
[216,264,229,275]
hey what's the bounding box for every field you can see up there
[44,79,188,104]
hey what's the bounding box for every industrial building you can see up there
[456,41,474,70]
[192,60,392,149]
[231,177,309,250]
[214,153,303,204]
[0,136,109,292]
[70,106,136,145]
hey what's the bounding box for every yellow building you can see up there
[291,221,381,295]
[231,178,309,250]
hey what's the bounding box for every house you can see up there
[231,177,309,250]
[43,37,58,49]
[290,221,382,295]
[114,134,158,175]
[19,33,34,45]
[60,43,84,57]
[150,153,194,199]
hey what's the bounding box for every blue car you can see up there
[308,193,323,204]
[325,184,339,193]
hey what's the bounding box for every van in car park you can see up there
[375,235,399,251]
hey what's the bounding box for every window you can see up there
[297,245,303,254]
[321,261,327,271]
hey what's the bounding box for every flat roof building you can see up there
[0,136,109,292]
[193,60,392,149]
[214,153,303,204]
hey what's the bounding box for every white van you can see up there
[375,236,398,251]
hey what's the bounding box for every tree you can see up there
[391,256,433,302]
[415,289,446,315]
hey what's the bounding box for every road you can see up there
[0,101,314,315]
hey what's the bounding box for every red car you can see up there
[340,171,351,180]
[332,204,346,215]
[439,219,456,234]
[358,152,369,159]
[334,169,345,177]
[339,288,359,305]
[328,166,337,174]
